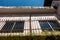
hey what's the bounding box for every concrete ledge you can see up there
[0,6,56,14]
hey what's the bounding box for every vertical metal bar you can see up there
[29,14,32,35]
[10,22,16,33]
[47,21,54,31]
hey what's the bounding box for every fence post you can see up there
[29,14,32,36]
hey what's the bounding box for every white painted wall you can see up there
[0,21,6,30]
[31,16,57,20]
[31,21,42,34]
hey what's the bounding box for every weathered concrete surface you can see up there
[0,7,56,14]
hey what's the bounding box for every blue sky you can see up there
[0,0,44,6]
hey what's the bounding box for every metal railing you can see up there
[0,27,60,36]
[0,15,60,36]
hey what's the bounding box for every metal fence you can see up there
[0,15,60,36]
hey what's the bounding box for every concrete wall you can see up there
[57,2,60,15]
